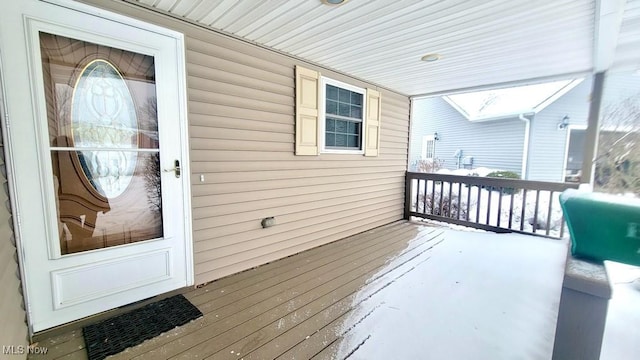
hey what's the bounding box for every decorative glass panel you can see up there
[40,32,162,255]
[72,60,138,198]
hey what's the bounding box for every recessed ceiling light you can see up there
[322,0,348,6]
[421,53,441,62]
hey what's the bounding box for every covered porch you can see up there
[32,221,571,359]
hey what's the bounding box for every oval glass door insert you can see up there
[71,59,138,198]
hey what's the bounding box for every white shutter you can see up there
[364,88,382,157]
[295,65,320,156]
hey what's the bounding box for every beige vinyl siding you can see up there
[79,0,410,284]
[0,131,28,355]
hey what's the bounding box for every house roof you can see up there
[128,0,638,97]
[442,79,583,121]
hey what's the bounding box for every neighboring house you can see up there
[410,78,593,181]
[410,74,640,182]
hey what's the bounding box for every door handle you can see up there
[163,159,181,178]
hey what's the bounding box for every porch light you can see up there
[321,0,348,5]
[558,115,570,130]
[421,53,441,62]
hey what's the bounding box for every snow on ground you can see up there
[334,229,568,360]
[600,261,640,360]
[411,168,567,237]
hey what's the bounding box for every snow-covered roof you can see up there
[442,79,583,121]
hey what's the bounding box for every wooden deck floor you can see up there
[30,221,443,359]
[29,220,569,360]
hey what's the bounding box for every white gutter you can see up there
[519,114,531,179]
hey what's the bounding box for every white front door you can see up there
[0,0,193,332]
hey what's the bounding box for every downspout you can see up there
[519,114,531,179]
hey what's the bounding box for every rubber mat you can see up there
[82,294,202,360]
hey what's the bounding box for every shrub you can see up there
[485,170,520,195]
[414,159,443,173]
[417,191,469,220]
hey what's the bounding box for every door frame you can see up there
[562,124,587,182]
[0,0,193,335]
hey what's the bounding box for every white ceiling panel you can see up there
[125,0,640,96]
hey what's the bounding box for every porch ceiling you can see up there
[127,0,638,96]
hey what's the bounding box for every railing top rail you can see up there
[406,171,580,192]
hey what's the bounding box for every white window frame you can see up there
[421,135,436,160]
[319,77,366,154]
[562,125,587,181]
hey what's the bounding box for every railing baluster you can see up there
[457,182,462,220]
[423,179,429,214]
[497,187,503,227]
[415,178,421,214]
[430,179,436,214]
[466,184,471,221]
[476,185,481,223]
[532,190,541,234]
[509,191,515,229]
[439,181,444,216]
[560,216,566,238]
[486,187,492,225]
[520,189,527,231]
[546,191,554,236]
[447,181,453,218]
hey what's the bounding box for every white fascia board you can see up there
[442,95,473,120]
[534,78,584,113]
[593,0,626,72]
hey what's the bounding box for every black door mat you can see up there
[82,294,202,360]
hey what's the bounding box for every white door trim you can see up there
[0,0,193,334]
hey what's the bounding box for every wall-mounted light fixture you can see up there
[434,132,440,141]
[557,115,570,130]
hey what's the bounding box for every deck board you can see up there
[28,220,568,360]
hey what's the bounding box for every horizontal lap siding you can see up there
[80,0,410,284]
[411,97,525,173]
[0,136,28,354]
[528,78,592,182]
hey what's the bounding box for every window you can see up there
[321,78,366,153]
[294,65,381,157]
[421,135,436,160]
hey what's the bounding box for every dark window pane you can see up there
[335,134,347,147]
[326,99,338,115]
[339,88,350,102]
[348,135,359,148]
[325,132,335,146]
[351,105,362,119]
[351,92,362,105]
[335,120,347,133]
[347,121,355,134]
[326,118,335,131]
[339,103,350,117]
[326,85,338,100]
